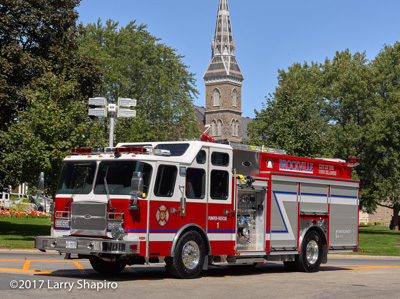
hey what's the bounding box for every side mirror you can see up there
[130,171,143,211]
[130,171,144,196]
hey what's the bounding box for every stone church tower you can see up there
[203,0,244,143]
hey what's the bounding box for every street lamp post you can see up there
[88,97,137,147]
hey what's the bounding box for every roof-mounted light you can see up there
[347,158,360,168]
[71,148,92,155]
[70,147,148,156]
[116,147,147,154]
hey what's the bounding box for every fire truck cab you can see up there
[35,138,360,278]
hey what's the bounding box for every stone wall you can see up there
[205,81,243,142]
[368,205,393,225]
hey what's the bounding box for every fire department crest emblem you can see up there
[156,205,169,227]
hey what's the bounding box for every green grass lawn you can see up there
[0,217,51,249]
[0,218,400,256]
[355,226,400,256]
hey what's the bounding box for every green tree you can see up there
[79,20,201,143]
[364,42,400,230]
[0,73,105,196]
[320,51,378,211]
[0,0,103,190]
[247,62,330,157]
[0,0,101,130]
[321,50,374,160]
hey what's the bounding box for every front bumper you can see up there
[35,236,140,255]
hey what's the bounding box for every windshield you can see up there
[57,161,96,194]
[94,161,152,196]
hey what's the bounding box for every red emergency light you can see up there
[116,147,147,153]
[71,148,92,155]
[71,147,147,155]
[347,158,360,167]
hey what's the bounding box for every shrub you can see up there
[375,222,381,226]
[367,222,373,226]
[359,222,366,226]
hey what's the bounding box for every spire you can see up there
[204,0,244,83]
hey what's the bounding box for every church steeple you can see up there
[203,0,244,143]
[204,0,244,83]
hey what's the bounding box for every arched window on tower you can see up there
[213,89,220,106]
[232,89,237,107]
[232,120,239,137]
[217,120,222,136]
[211,120,217,137]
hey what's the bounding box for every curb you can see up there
[328,254,400,260]
[0,249,59,254]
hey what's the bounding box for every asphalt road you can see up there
[1,250,400,298]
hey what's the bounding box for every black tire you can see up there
[296,231,323,272]
[89,256,126,274]
[38,207,43,212]
[165,231,205,279]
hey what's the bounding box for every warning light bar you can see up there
[71,148,92,155]
[71,147,148,155]
[116,147,147,153]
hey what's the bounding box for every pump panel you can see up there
[236,189,266,251]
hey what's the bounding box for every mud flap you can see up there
[203,255,209,270]
[321,244,328,264]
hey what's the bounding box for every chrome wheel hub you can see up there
[182,241,200,269]
[306,240,319,264]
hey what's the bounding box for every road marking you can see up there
[22,260,31,271]
[72,261,87,275]
[0,259,89,263]
[0,260,399,275]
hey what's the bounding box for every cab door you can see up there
[206,147,235,255]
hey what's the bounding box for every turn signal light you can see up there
[55,211,70,218]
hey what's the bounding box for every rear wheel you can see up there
[166,231,205,279]
[296,231,323,272]
[89,256,126,274]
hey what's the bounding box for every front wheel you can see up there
[89,256,126,274]
[165,231,205,279]
[296,231,323,272]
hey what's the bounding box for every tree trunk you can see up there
[393,204,399,231]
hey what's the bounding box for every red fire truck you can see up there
[35,136,360,278]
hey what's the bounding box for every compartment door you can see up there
[270,180,299,251]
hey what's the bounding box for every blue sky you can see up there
[77,0,400,118]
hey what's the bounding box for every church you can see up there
[196,0,251,142]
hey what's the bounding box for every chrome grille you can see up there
[70,202,107,236]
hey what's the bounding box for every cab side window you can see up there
[196,150,206,164]
[210,170,229,200]
[154,165,177,197]
[211,152,229,166]
[186,168,205,199]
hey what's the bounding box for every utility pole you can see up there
[88,97,137,147]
